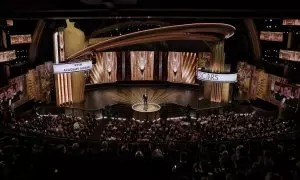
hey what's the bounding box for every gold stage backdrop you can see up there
[26,62,54,102]
[198,52,212,69]
[237,62,256,99]
[237,62,255,93]
[89,52,117,84]
[167,52,197,84]
[130,51,154,80]
[249,67,258,99]
[255,70,269,100]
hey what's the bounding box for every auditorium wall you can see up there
[236,61,300,110]
[0,61,54,108]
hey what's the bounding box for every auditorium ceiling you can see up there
[7,18,253,66]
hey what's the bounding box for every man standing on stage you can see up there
[143,91,148,110]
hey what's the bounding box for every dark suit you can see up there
[143,94,148,106]
[274,92,284,102]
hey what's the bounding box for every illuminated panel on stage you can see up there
[197,69,237,83]
[168,52,197,84]
[130,51,154,80]
[89,52,118,84]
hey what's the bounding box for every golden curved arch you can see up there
[67,23,235,60]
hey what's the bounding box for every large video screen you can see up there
[89,52,118,84]
[271,82,300,108]
[130,51,154,80]
[167,52,197,84]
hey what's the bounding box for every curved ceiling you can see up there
[67,23,235,60]
[89,20,171,38]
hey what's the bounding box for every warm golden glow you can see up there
[54,20,87,106]
[55,72,75,105]
[181,52,197,84]
[256,70,269,100]
[130,51,154,80]
[168,52,182,82]
[168,52,197,84]
[90,52,117,84]
[221,64,231,102]
[210,42,225,103]
[63,19,86,58]
[26,70,37,100]
[71,72,85,103]
[106,88,180,105]
[198,52,212,69]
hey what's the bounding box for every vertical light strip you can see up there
[60,74,65,104]
[53,32,59,64]
[56,74,61,105]
[58,31,65,62]
[53,31,61,105]
[67,73,73,103]
[63,73,69,103]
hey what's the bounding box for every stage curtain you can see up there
[130,51,154,80]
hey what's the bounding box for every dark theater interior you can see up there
[0,1,300,180]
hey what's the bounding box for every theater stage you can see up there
[64,83,224,111]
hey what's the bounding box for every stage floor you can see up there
[65,85,224,111]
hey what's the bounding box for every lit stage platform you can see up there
[64,82,225,111]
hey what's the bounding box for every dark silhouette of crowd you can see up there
[0,110,299,180]
[0,131,299,180]
[7,113,99,140]
[101,112,296,143]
